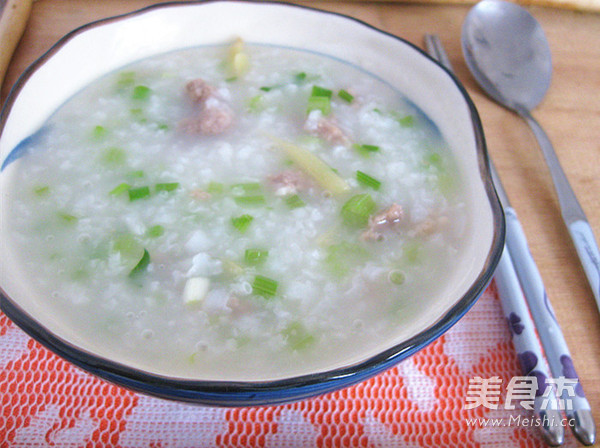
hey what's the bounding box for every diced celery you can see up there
[341,193,376,228]
[267,136,350,195]
[116,71,136,88]
[129,249,150,278]
[33,185,50,196]
[307,95,331,115]
[109,183,130,196]
[128,186,150,201]
[252,275,278,298]
[92,125,107,140]
[247,94,265,113]
[356,171,381,191]
[146,225,164,238]
[244,249,269,266]
[352,144,380,157]
[128,170,145,178]
[324,242,368,277]
[397,114,415,127]
[231,214,254,233]
[285,194,305,209]
[155,182,179,193]
[57,212,78,225]
[231,182,262,194]
[234,195,266,206]
[132,85,152,101]
[206,182,225,194]
[283,321,316,351]
[100,147,126,165]
[338,89,354,103]
[311,86,333,98]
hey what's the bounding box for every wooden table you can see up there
[2,0,599,441]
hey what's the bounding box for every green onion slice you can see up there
[285,194,306,209]
[132,85,152,100]
[129,249,150,278]
[356,171,381,191]
[244,249,269,266]
[128,186,151,201]
[252,275,278,297]
[338,89,354,103]
[155,182,179,193]
[231,214,254,233]
[341,193,376,228]
[109,182,131,196]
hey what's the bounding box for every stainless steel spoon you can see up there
[462,0,600,312]
[462,1,598,445]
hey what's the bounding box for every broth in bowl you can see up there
[4,42,470,381]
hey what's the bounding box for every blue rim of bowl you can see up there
[0,0,505,407]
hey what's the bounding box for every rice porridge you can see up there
[4,42,470,380]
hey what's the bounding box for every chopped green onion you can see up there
[116,71,136,88]
[231,182,262,194]
[311,85,333,98]
[109,182,131,196]
[284,194,305,209]
[307,96,331,115]
[252,275,278,298]
[225,76,238,83]
[338,89,354,103]
[33,186,50,196]
[294,72,307,83]
[100,147,126,165]
[353,144,380,156]
[267,136,350,195]
[57,212,78,224]
[157,123,169,131]
[341,193,376,228]
[231,214,254,233]
[356,171,381,191]
[132,85,152,100]
[206,181,225,194]
[234,195,266,206]
[324,242,368,277]
[128,186,151,201]
[283,321,316,350]
[247,94,265,112]
[244,249,269,266]
[397,114,415,127]
[155,182,179,193]
[128,170,145,178]
[129,249,150,278]
[93,125,107,140]
[425,152,443,169]
[146,225,164,238]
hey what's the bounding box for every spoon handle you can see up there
[520,110,600,312]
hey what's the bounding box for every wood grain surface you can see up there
[1,0,599,439]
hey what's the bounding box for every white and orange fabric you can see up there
[0,284,580,447]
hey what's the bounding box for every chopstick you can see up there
[424,33,583,447]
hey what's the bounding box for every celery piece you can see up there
[234,195,266,206]
[356,171,381,191]
[283,321,316,351]
[231,214,254,233]
[397,114,415,127]
[324,242,368,277]
[93,125,107,140]
[247,94,265,113]
[402,240,421,264]
[155,182,179,193]
[112,233,141,258]
[231,182,262,194]
[267,136,350,195]
[128,170,145,179]
[294,72,307,83]
[252,275,278,298]
[311,85,333,98]
[157,123,169,131]
[57,212,78,225]
[128,186,151,201]
[146,225,164,238]
[116,71,136,88]
[129,249,150,278]
[109,182,131,196]
[285,194,305,209]
[338,89,354,103]
[100,147,126,165]
[307,95,331,116]
[206,181,225,194]
[341,193,376,228]
[33,185,50,196]
[132,85,152,101]
[352,144,380,157]
[244,249,269,266]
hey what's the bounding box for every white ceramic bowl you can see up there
[0,1,504,406]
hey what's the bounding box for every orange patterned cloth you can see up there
[0,284,579,447]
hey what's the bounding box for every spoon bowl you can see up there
[462,0,552,112]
